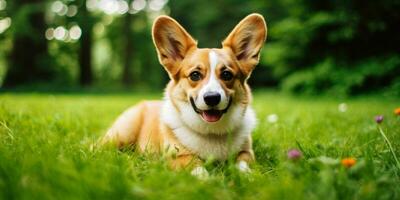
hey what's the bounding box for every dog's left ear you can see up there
[152,16,197,79]
[222,13,267,77]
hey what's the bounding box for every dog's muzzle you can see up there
[189,96,232,122]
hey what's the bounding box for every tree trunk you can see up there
[78,3,93,86]
[122,11,134,87]
[3,0,53,87]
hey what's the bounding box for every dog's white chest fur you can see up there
[161,98,256,160]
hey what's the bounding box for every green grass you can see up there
[0,91,399,200]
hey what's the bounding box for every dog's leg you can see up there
[170,154,208,179]
[169,154,202,169]
[101,103,146,148]
[236,150,254,173]
[236,137,254,173]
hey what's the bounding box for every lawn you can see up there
[0,91,399,200]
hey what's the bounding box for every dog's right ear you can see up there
[222,14,267,78]
[152,16,197,78]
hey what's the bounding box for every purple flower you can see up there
[287,149,302,160]
[375,115,384,124]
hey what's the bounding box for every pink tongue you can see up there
[201,110,223,122]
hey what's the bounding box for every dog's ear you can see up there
[152,16,197,78]
[222,13,267,77]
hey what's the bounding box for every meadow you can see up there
[0,91,399,200]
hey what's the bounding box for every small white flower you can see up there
[236,161,251,173]
[191,166,209,179]
[338,103,348,112]
[266,114,278,123]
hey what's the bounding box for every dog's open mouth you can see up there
[201,110,223,122]
[190,97,232,123]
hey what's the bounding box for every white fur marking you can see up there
[161,98,257,160]
[207,51,223,98]
[196,51,228,110]
[209,51,218,72]
[191,166,209,179]
[237,160,251,173]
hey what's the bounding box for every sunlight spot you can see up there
[54,26,68,41]
[338,103,347,112]
[0,0,6,11]
[0,17,11,34]
[86,0,98,11]
[51,1,68,16]
[117,0,129,15]
[131,0,146,12]
[266,114,279,123]
[103,15,114,25]
[59,5,68,16]
[99,0,119,15]
[87,0,149,15]
[69,25,82,40]
[148,0,168,11]
[45,28,54,40]
[51,1,63,13]
[94,23,105,35]
[67,5,78,17]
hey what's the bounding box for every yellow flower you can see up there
[341,157,356,168]
[394,108,400,116]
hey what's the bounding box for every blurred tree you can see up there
[77,0,93,86]
[122,0,134,87]
[104,9,166,89]
[169,0,254,47]
[1,0,398,95]
[3,0,55,87]
[261,0,400,95]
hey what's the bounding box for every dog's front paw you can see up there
[236,161,251,173]
[190,166,209,179]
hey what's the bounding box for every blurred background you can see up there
[0,0,399,96]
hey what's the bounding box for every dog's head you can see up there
[153,14,267,134]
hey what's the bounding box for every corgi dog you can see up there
[102,13,267,176]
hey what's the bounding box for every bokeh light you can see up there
[0,0,6,11]
[51,1,68,16]
[66,5,78,17]
[148,0,168,11]
[0,17,11,34]
[45,28,54,40]
[99,0,119,15]
[94,23,105,35]
[86,0,98,11]
[98,0,131,15]
[46,25,82,42]
[117,0,129,14]
[69,25,82,40]
[131,0,146,13]
[54,26,68,41]
[82,0,167,15]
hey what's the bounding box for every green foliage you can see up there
[0,92,399,199]
[261,0,400,96]
[281,55,400,96]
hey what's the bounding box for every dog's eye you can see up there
[220,71,233,81]
[189,71,202,81]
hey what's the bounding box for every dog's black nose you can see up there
[203,92,221,106]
